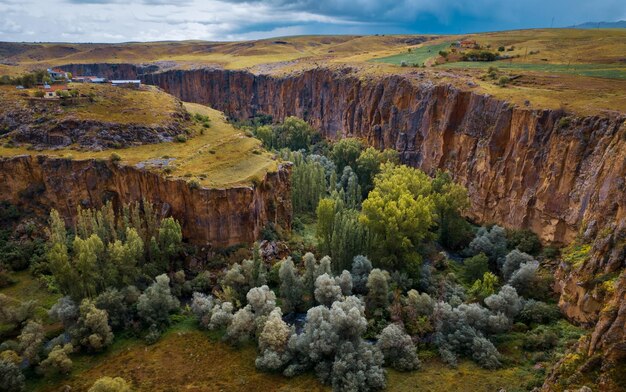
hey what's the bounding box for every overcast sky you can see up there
[0,0,625,43]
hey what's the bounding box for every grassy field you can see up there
[30,316,552,392]
[439,61,626,80]
[370,42,450,66]
[0,102,278,188]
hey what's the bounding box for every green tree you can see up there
[463,253,489,284]
[278,258,304,313]
[137,274,180,329]
[275,117,317,150]
[331,138,364,171]
[355,147,399,197]
[431,171,472,249]
[360,163,434,271]
[468,272,499,302]
[158,217,182,271]
[316,198,337,256]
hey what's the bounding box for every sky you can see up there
[0,0,625,43]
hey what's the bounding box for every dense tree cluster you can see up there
[46,202,183,300]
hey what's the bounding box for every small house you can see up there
[47,68,70,81]
[73,76,107,83]
[40,84,68,99]
[111,80,141,88]
[460,40,479,49]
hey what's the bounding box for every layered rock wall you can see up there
[0,155,291,248]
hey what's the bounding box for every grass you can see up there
[0,102,278,188]
[370,42,451,67]
[438,62,626,80]
[0,270,62,336]
[0,83,182,126]
[30,314,569,392]
[31,318,327,392]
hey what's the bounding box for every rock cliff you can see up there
[0,155,292,248]
[40,63,626,389]
[144,67,626,390]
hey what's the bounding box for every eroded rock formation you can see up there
[0,155,292,248]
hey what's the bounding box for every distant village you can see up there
[15,68,142,99]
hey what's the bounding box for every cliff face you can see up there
[48,63,626,388]
[0,155,291,248]
[147,68,625,245]
[144,67,626,389]
[59,63,151,80]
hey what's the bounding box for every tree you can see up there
[360,163,434,271]
[468,272,499,302]
[462,253,489,284]
[484,285,522,319]
[289,152,327,214]
[314,273,343,307]
[190,292,215,328]
[158,217,182,270]
[278,258,304,313]
[316,199,337,256]
[501,250,535,280]
[48,296,78,328]
[88,376,132,392]
[355,147,399,198]
[366,269,389,318]
[17,320,44,364]
[508,260,539,298]
[351,255,372,295]
[94,288,132,331]
[274,117,317,151]
[466,226,508,268]
[0,359,25,392]
[331,341,386,392]
[208,302,234,330]
[225,306,255,345]
[39,344,73,375]
[335,270,353,297]
[335,166,361,209]
[431,171,472,249]
[256,307,293,372]
[376,324,420,371]
[72,299,114,352]
[331,138,364,172]
[137,274,180,329]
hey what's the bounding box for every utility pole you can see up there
[551,16,555,28]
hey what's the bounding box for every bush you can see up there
[351,255,372,295]
[466,226,507,266]
[88,376,132,392]
[497,76,510,87]
[314,273,343,307]
[501,249,535,280]
[508,260,539,297]
[39,344,73,375]
[137,274,180,329]
[376,324,420,371]
[484,285,522,319]
[0,359,25,392]
[519,300,561,325]
[523,325,559,351]
[72,299,114,352]
[174,134,187,143]
[463,253,489,284]
[109,153,121,163]
[507,229,541,255]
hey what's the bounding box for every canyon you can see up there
[46,63,626,389]
[0,155,292,248]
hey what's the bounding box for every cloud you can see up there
[0,0,624,42]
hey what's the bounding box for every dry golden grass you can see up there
[33,325,327,392]
[0,83,181,126]
[0,101,278,188]
[30,320,540,392]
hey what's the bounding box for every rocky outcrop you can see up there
[0,155,291,248]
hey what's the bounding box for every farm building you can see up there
[47,68,70,81]
[111,80,141,88]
